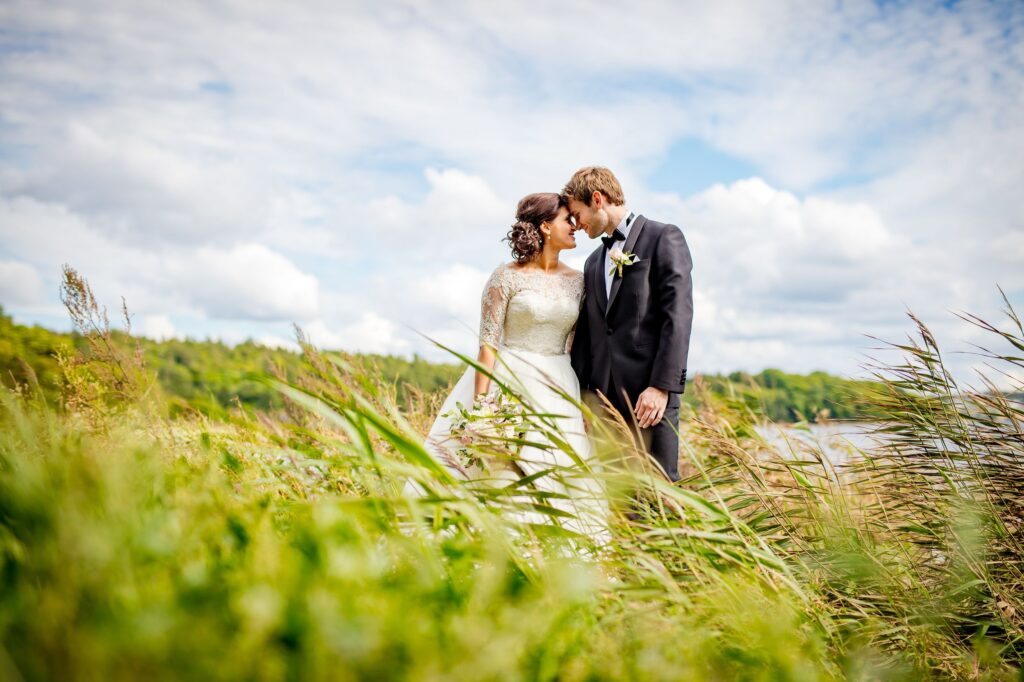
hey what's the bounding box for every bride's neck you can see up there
[534,247,560,272]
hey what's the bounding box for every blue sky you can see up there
[0,0,1022,381]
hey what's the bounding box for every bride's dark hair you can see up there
[505,192,568,264]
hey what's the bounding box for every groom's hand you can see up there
[635,387,668,428]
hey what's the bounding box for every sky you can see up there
[1,0,1022,382]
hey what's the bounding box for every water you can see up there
[753,422,883,465]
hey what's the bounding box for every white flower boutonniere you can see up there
[608,247,639,278]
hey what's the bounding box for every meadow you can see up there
[0,270,1021,680]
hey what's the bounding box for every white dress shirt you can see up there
[604,209,636,299]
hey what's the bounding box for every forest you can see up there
[1,306,882,423]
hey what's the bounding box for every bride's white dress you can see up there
[420,262,608,539]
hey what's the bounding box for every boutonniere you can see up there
[608,247,639,278]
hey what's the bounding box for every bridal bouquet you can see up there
[443,392,526,470]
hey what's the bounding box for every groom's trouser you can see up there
[607,375,681,483]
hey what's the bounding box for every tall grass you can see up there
[0,273,1021,679]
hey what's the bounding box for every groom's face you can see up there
[567,195,610,240]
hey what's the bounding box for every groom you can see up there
[565,166,693,482]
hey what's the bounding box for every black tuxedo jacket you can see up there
[570,215,693,408]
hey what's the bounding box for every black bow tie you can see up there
[601,229,626,250]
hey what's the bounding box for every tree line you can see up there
[0,307,883,422]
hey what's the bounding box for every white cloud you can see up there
[0,260,45,306]
[255,334,299,352]
[0,0,1020,379]
[665,178,922,374]
[0,196,321,323]
[410,263,489,318]
[173,243,320,321]
[302,313,410,356]
[0,196,123,273]
[364,167,509,264]
[0,195,164,314]
[679,177,901,303]
[138,314,180,341]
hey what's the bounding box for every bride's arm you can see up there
[474,345,497,397]
[476,266,510,397]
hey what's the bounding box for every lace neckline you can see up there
[504,263,580,278]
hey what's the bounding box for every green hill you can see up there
[0,306,880,422]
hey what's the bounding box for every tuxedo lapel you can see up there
[587,246,608,312]
[606,214,646,316]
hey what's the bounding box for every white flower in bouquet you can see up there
[443,391,526,471]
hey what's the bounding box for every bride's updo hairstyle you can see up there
[505,192,568,263]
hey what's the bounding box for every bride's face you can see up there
[542,206,578,251]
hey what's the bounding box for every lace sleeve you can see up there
[479,265,512,349]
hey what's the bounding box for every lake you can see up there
[754,421,884,465]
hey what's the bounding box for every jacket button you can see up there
[607,327,614,334]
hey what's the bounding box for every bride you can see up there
[417,192,608,539]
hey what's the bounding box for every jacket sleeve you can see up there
[570,282,592,389]
[650,225,693,393]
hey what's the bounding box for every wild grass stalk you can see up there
[0,271,1021,679]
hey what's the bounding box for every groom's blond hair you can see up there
[562,166,625,206]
